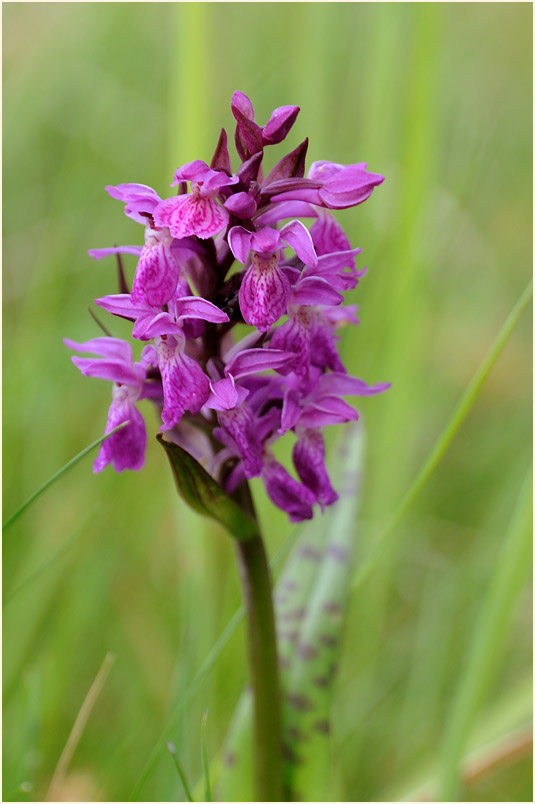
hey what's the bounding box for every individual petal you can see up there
[238,256,291,332]
[269,187,323,206]
[270,311,311,379]
[228,226,253,264]
[310,211,352,256]
[255,200,318,227]
[309,320,346,373]
[313,372,391,398]
[156,337,210,429]
[231,91,263,159]
[205,376,249,412]
[93,394,146,473]
[225,347,295,379]
[320,169,384,208]
[261,176,322,197]
[217,406,263,478]
[200,169,239,195]
[88,245,143,260]
[263,139,309,186]
[322,304,360,328]
[173,296,230,324]
[281,220,318,267]
[95,293,154,320]
[106,182,161,203]
[70,356,141,386]
[63,336,133,364]
[280,386,302,434]
[290,276,343,307]
[210,128,232,175]
[171,160,211,184]
[153,194,229,240]
[308,161,385,209]
[298,396,360,428]
[135,311,183,340]
[106,183,162,224]
[293,429,338,509]
[261,456,316,522]
[262,105,300,145]
[131,237,180,307]
[250,226,282,255]
[224,192,257,218]
[231,91,256,121]
[236,151,263,187]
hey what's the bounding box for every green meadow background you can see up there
[3,3,532,802]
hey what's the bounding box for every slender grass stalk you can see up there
[352,279,533,591]
[437,468,533,800]
[167,742,194,803]
[45,652,115,801]
[2,423,128,532]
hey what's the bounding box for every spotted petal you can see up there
[238,255,290,332]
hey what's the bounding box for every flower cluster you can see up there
[65,91,389,522]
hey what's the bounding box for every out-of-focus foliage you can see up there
[3,3,532,802]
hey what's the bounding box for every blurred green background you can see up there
[3,3,532,802]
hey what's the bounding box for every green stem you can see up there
[235,534,283,802]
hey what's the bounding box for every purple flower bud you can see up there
[262,105,300,145]
[224,191,257,219]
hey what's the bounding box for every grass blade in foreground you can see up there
[2,423,128,532]
[45,653,115,801]
[438,468,533,801]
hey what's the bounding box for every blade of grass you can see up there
[2,422,128,532]
[45,652,115,801]
[352,278,533,592]
[201,710,212,803]
[167,742,194,803]
[437,468,533,800]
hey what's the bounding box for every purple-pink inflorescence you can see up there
[65,91,389,522]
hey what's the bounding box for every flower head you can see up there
[66,91,389,521]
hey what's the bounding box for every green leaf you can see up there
[157,435,259,542]
[219,423,365,802]
[2,423,128,532]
